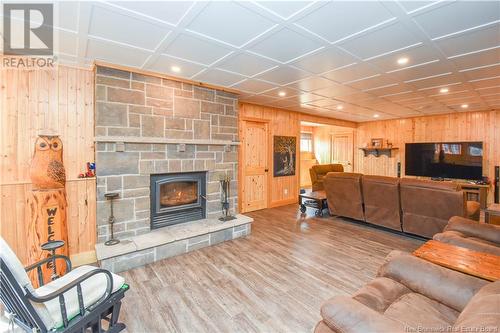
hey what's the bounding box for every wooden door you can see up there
[332,133,354,172]
[241,120,268,212]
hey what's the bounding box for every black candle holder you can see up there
[104,192,120,246]
[219,175,236,222]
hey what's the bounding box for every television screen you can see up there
[405,142,483,180]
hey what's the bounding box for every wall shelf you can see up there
[359,147,399,158]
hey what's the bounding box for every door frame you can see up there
[331,131,354,172]
[238,117,270,213]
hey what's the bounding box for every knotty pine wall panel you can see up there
[355,110,500,204]
[0,65,96,265]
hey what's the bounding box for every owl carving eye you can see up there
[52,142,58,149]
[40,142,47,148]
[38,140,49,150]
[51,139,63,151]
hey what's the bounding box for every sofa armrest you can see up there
[377,252,487,312]
[320,296,406,333]
[445,216,500,244]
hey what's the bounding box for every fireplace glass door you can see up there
[160,181,198,209]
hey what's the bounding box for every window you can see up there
[300,132,313,152]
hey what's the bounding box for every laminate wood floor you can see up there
[119,205,423,333]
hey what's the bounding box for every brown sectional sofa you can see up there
[314,251,499,333]
[323,172,480,238]
[434,216,500,256]
[310,164,344,191]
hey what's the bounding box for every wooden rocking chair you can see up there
[0,237,128,332]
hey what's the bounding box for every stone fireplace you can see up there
[93,65,251,273]
[150,171,207,229]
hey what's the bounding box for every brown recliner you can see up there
[434,216,500,256]
[324,172,364,221]
[310,164,344,191]
[362,175,402,231]
[400,178,480,238]
[315,251,497,333]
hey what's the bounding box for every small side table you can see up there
[484,203,500,225]
[299,190,328,217]
[41,240,65,280]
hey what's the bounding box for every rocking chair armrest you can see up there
[25,268,114,328]
[25,254,72,274]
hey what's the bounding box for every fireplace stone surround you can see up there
[93,65,249,270]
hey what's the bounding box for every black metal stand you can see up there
[40,240,65,280]
[105,192,120,246]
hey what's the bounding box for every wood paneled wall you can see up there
[239,103,355,207]
[355,110,500,204]
[0,65,96,265]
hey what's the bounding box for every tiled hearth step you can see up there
[95,214,253,273]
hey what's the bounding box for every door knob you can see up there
[265,169,269,172]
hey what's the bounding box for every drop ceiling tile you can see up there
[431,90,477,101]
[291,47,357,74]
[461,63,500,81]
[89,5,169,50]
[433,24,500,57]
[469,76,500,89]
[307,99,337,108]
[147,54,206,77]
[86,38,152,68]
[266,99,301,108]
[337,91,377,103]
[186,2,275,47]
[348,74,398,91]
[285,77,335,92]
[55,29,78,56]
[216,52,278,77]
[295,1,394,43]
[280,93,324,104]
[193,69,245,86]
[418,82,470,95]
[383,91,425,102]
[110,1,194,26]
[409,73,462,89]
[56,1,79,32]
[412,1,500,39]
[163,34,232,65]
[393,61,453,82]
[450,47,500,70]
[313,83,359,98]
[248,27,323,63]
[476,85,500,95]
[369,45,438,72]
[322,63,379,83]
[239,94,279,104]
[398,1,440,14]
[231,79,276,93]
[254,66,310,85]
[253,1,313,19]
[261,87,300,98]
[367,83,414,97]
[339,22,421,60]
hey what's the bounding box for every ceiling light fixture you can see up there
[397,57,409,65]
[461,104,469,109]
[336,105,343,110]
[373,114,380,118]
[278,91,286,97]
[171,66,181,73]
[440,87,449,93]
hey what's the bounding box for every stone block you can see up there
[211,133,233,141]
[135,210,149,220]
[205,160,216,171]
[219,127,238,134]
[123,188,150,198]
[97,198,134,225]
[96,102,128,127]
[135,197,150,211]
[95,126,107,136]
[146,83,173,100]
[164,118,185,130]
[211,115,219,126]
[187,237,210,252]
[107,127,141,137]
[107,87,145,105]
[210,228,233,245]
[129,113,140,127]
[182,83,193,91]
[96,85,106,101]
[175,89,193,98]
[216,96,235,105]
[152,144,166,152]
[125,143,151,151]
[131,81,144,90]
[193,120,210,139]
[132,73,162,84]
[146,98,173,109]
[112,249,155,273]
[194,160,205,171]
[96,143,106,152]
[195,152,215,159]
[140,151,165,160]
[174,97,200,119]
[223,151,238,163]
[96,66,130,80]
[129,105,152,115]
[140,159,155,173]
[219,116,237,127]
[154,160,169,173]
[125,219,149,231]
[97,152,139,176]
[168,160,182,172]
[193,86,215,101]
[207,181,220,194]
[165,129,193,140]
[225,105,236,116]
[182,160,194,172]
[123,175,149,189]
[162,79,182,89]
[155,240,187,261]
[152,107,173,117]
[141,115,164,137]
[201,101,224,114]
[166,144,195,159]
[106,176,122,191]
[96,75,130,89]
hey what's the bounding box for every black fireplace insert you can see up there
[150,171,207,229]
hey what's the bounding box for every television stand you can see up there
[456,181,489,209]
[431,177,446,181]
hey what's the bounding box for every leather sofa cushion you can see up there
[454,281,500,331]
[400,178,461,191]
[384,292,459,329]
[323,172,364,221]
[352,277,410,313]
[466,201,480,220]
[446,216,500,244]
[362,175,402,231]
[434,231,500,256]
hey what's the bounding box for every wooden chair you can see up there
[0,237,128,332]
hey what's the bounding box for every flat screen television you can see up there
[405,142,483,180]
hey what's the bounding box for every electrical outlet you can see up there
[284,188,288,195]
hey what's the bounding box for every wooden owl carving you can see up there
[30,135,66,190]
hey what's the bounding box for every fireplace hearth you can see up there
[150,172,207,229]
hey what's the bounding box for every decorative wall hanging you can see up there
[273,136,297,177]
[27,135,69,286]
